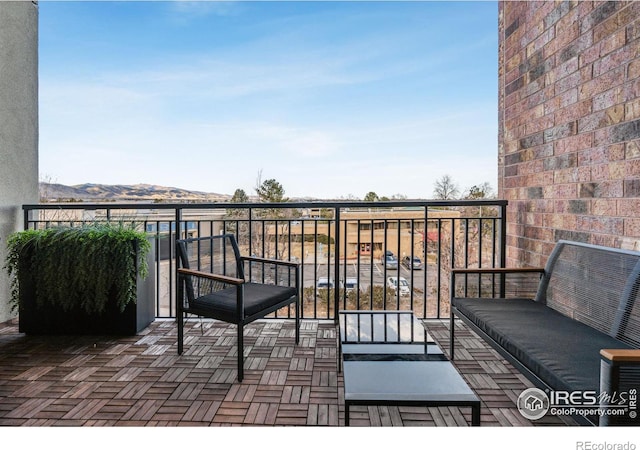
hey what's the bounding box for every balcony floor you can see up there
[0,316,568,427]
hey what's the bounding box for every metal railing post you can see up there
[23,207,30,230]
[174,207,182,320]
[334,206,341,324]
[499,203,508,297]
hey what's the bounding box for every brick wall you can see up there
[498,0,640,267]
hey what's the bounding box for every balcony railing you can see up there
[23,199,507,320]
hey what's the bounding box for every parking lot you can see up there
[155,252,441,318]
[299,258,432,294]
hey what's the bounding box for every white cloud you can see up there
[248,125,341,158]
[167,1,243,23]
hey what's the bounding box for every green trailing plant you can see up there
[4,223,151,315]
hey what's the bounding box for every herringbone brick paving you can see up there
[0,317,568,427]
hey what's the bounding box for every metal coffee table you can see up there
[338,310,481,426]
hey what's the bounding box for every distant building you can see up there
[340,208,460,259]
[261,207,460,260]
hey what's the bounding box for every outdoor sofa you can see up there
[450,240,640,426]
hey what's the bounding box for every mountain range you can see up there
[39,182,231,202]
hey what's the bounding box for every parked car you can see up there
[317,277,335,289]
[387,276,410,296]
[344,277,358,292]
[381,254,398,270]
[402,256,423,270]
[317,277,346,290]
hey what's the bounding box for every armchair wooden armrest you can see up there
[599,348,640,425]
[241,255,301,268]
[452,267,545,275]
[177,268,244,285]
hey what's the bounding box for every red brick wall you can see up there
[498,1,640,267]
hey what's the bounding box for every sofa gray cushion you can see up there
[453,297,634,393]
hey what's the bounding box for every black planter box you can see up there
[18,241,156,336]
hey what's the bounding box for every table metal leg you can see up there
[471,403,481,426]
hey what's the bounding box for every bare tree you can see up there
[433,174,460,200]
[464,182,494,200]
[390,193,408,200]
[39,173,57,202]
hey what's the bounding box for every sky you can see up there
[38,0,499,200]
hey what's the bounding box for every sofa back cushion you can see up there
[535,240,640,348]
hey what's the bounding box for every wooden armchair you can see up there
[176,234,300,381]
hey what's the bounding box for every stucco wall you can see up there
[498,1,640,267]
[0,1,39,323]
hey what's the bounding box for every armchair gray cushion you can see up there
[191,283,298,323]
